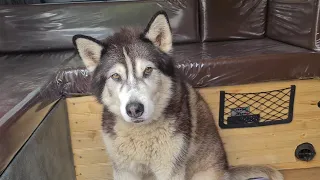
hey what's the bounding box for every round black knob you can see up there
[295,142,316,162]
[318,101,320,108]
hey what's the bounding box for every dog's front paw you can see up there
[113,169,142,180]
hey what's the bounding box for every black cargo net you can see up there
[219,85,296,129]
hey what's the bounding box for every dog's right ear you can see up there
[73,35,105,73]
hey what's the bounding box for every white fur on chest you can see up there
[102,119,185,173]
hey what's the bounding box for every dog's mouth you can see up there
[131,118,145,123]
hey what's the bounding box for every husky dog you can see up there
[73,11,283,180]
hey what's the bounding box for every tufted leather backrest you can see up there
[0,0,200,52]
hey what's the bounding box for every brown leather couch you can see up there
[0,0,320,179]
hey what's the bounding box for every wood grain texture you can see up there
[199,79,320,170]
[67,79,320,180]
[280,167,320,180]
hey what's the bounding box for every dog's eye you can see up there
[143,67,153,77]
[111,73,122,81]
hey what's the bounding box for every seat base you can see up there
[66,79,320,180]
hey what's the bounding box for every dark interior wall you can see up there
[0,0,139,5]
[0,99,76,180]
[0,0,41,4]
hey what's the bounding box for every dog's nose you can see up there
[126,102,144,118]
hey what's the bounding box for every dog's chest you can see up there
[105,121,184,167]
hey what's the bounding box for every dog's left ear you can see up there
[143,11,172,53]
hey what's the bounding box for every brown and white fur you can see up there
[73,11,284,180]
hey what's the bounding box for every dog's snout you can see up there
[126,102,144,118]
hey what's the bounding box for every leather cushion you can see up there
[199,0,267,41]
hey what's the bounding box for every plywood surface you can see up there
[280,167,320,180]
[199,80,320,170]
[67,79,320,180]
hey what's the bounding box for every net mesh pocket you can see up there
[219,85,296,129]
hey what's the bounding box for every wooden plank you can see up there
[75,163,113,180]
[74,163,320,180]
[67,79,320,180]
[222,129,320,152]
[281,167,320,180]
[74,164,320,180]
[73,147,110,165]
[67,97,102,115]
[227,147,320,170]
[71,130,105,149]
[197,79,320,170]
[68,113,102,132]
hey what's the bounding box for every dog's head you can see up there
[73,11,175,124]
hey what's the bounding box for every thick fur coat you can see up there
[73,11,284,180]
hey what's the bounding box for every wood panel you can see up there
[67,79,320,180]
[66,97,112,180]
[199,79,320,170]
[280,167,320,180]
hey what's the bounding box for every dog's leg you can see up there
[153,166,185,180]
[113,169,142,180]
[190,168,225,180]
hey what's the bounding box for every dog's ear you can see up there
[73,35,105,72]
[143,11,172,53]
